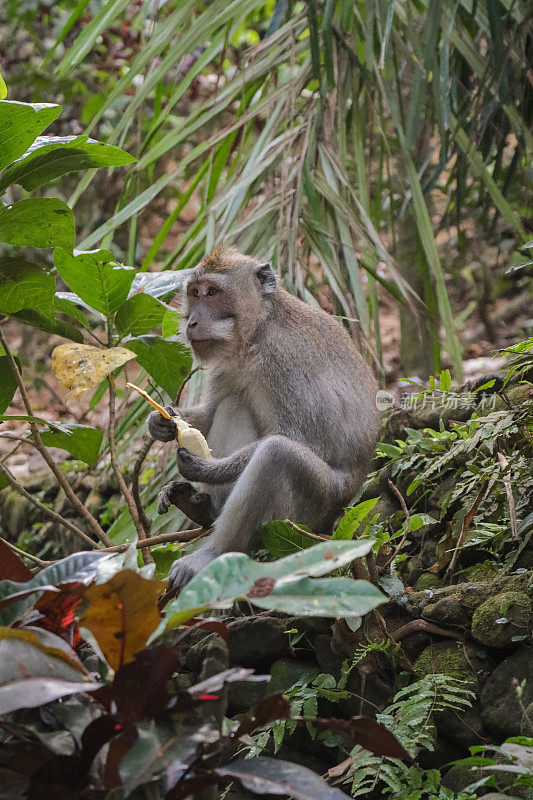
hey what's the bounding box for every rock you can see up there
[436,701,488,750]
[422,596,470,629]
[226,678,269,716]
[522,702,533,736]
[471,592,532,648]
[481,646,533,738]
[466,560,500,582]
[268,658,320,695]
[227,616,289,668]
[414,573,442,591]
[414,641,491,687]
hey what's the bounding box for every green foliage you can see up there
[163,540,386,628]
[53,248,135,318]
[344,675,474,797]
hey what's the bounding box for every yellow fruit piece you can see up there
[172,416,212,458]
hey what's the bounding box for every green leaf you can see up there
[253,575,385,617]
[54,248,135,318]
[261,520,315,558]
[128,336,192,398]
[0,135,136,193]
[8,309,83,343]
[163,540,380,628]
[333,498,380,540]
[0,198,74,250]
[0,100,61,172]
[0,257,55,321]
[54,295,91,329]
[38,423,103,466]
[115,293,167,337]
[161,307,180,337]
[0,355,18,414]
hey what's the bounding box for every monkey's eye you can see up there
[191,288,199,297]
[206,287,218,296]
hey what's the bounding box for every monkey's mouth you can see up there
[189,338,218,358]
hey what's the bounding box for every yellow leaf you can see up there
[52,343,136,396]
[0,73,6,100]
[79,570,165,671]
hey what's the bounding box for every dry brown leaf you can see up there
[52,343,136,396]
[79,570,166,671]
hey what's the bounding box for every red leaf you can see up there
[0,538,33,581]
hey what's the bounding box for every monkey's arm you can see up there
[178,403,214,435]
[177,441,259,484]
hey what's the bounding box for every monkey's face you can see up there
[184,259,277,359]
[184,275,237,359]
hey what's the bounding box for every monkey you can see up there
[148,246,380,591]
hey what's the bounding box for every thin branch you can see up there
[383,479,410,569]
[497,452,518,539]
[100,527,211,553]
[0,325,112,546]
[0,462,99,549]
[447,484,488,575]
[283,518,331,541]
[132,436,155,536]
[107,375,152,562]
[0,536,54,567]
[176,365,202,405]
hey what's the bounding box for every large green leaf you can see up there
[260,520,315,558]
[0,198,74,250]
[38,423,103,466]
[0,100,61,172]
[9,309,83,343]
[0,350,18,414]
[0,135,136,193]
[333,498,380,540]
[0,256,55,321]
[128,336,192,398]
[54,248,135,318]
[115,293,167,337]
[163,540,383,628]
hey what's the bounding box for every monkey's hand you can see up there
[167,547,217,592]
[157,480,216,527]
[148,407,177,442]
[176,447,212,482]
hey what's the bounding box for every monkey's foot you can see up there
[157,481,216,526]
[176,447,213,482]
[167,547,217,593]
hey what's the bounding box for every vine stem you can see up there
[0,325,112,545]
[131,436,154,537]
[100,527,210,553]
[0,535,55,566]
[107,374,153,563]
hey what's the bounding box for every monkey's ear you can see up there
[255,262,277,295]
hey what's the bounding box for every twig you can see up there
[447,484,488,575]
[132,436,154,537]
[100,527,211,553]
[0,325,112,546]
[107,375,152,562]
[384,480,410,569]
[0,535,54,567]
[176,365,202,405]
[393,618,467,643]
[497,452,518,539]
[0,462,99,549]
[283,518,331,542]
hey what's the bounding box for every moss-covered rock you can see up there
[414,573,442,591]
[422,596,470,628]
[481,646,533,738]
[413,641,489,687]
[471,592,532,648]
[465,560,500,582]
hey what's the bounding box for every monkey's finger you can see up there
[148,410,178,442]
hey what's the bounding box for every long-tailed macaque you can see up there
[149,246,380,590]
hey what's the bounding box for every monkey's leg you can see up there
[176,442,259,484]
[168,435,347,591]
[157,481,217,527]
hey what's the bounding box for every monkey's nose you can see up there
[187,319,198,329]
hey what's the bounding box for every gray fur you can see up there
[150,248,381,591]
